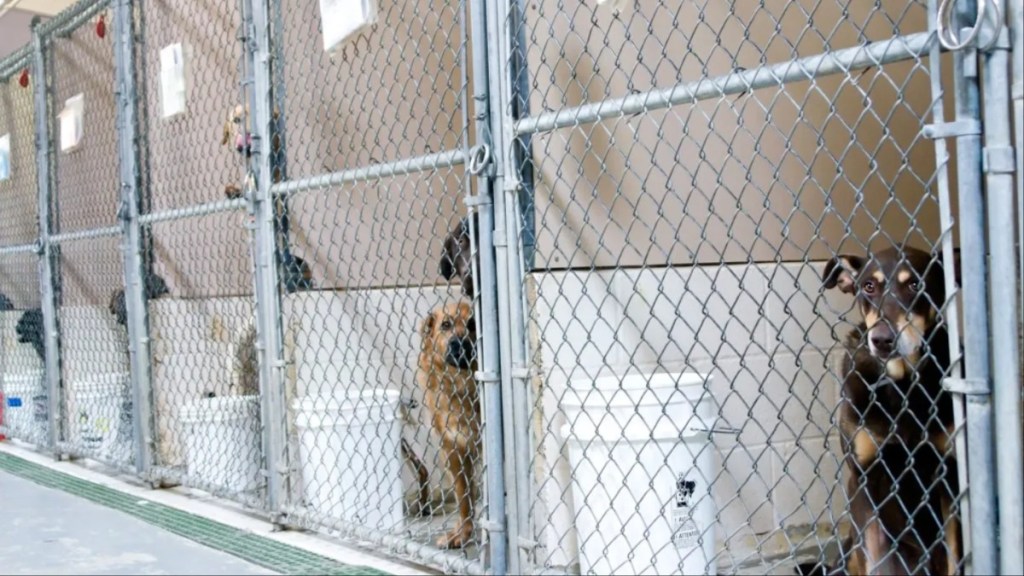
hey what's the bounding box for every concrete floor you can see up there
[0,470,276,575]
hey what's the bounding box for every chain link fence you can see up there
[0,45,46,449]
[1,0,1022,574]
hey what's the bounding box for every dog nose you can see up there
[871,326,896,354]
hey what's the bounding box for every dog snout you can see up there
[869,323,896,357]
[445,336,476,369]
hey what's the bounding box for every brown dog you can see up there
[805,246,961,575]
[222,103,284,199]
[440,215,479,299]
[415,301,480,549]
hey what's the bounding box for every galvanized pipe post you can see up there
[979,4,1024,572]
[245,0,289,521]
[31,28,63,456]
[945,1,999,573]
[113,0,156,477]
[484,0,535,572]
[466,0,510,572]
[926,0,971,560]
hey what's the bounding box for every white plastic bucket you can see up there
[2,371,46,442]
[560,372,718,576]
[293,389,403,530]
[70,372,133,462]
[179,395,263,494]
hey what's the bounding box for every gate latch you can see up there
[923,120,981,139]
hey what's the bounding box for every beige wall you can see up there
[277,0,469,290]
[139,0,252,298]
[0,52,40,308]
[526,0,950,270]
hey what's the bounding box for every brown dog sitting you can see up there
[440,214,479,299]
[415,301,480,549]
[802,246,961,576]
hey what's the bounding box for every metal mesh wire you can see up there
[0,49,46,449]
[507,1,963,574]
[131,0,265,506]
[2,0,1014,574]
[267,0,493,570]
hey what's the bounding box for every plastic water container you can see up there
[293,389,403,530]
[2,371,46,442]
[560,372,718,576]
[179,395,263,494]
[70,372,133,462]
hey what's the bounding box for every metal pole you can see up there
[113,0,155,478]
[979,7,1024,572]
[246,0,289,521]
[485,0,534,571]
[31,28,63,456]
[948,1,999,573]
[1012,0,1023,342]
[926,0,972,560]
[466,0,509,572]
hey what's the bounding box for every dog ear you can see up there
[823,254,864,294]
[221,119,231,146]
[420,313,436,340]
[440,233,458,280]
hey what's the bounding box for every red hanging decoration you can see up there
[96,14,106,39]
[18,69,29,88]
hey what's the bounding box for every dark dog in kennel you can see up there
[408,301,481,549]
[440,214,479,299]
[108,272,171,328]
[15,308,45,362]
[797,246,961,576]
[0,291,13,311]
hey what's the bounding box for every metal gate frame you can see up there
[2,0,1022,574]
[479,0,1023,574]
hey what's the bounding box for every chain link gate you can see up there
[481,0,1018,574]
[0,45,46,450]
[1,0,1022,574]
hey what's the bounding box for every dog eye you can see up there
[862,280,876,294]
[440,319,453,331]
[908,281,921,292]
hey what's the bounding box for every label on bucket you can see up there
[672,473,701,549]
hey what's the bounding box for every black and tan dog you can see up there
[413,301,480,549]
[800,246,961,575]
[440,214,479,299]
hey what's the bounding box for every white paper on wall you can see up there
[0,134,11,181]
[59,94,85,153]
[318,0,378,54]
[160,43,187,119]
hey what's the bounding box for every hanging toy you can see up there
[18,69,29,88]
[96,14,106,39]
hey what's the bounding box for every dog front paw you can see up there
[436,522,474,549]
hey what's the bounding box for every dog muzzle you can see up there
[445,337,476,370]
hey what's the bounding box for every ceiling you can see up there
[5,0,78,17]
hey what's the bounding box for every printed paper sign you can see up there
[160,43,187,118]
[59,94,85,153]
[318,0,378,53]
[0,134,11,181]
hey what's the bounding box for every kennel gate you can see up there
[480,0,1021,574]
[1,0,1023,574]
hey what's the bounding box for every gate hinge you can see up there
[464,194,492,209]
[943,377,989,395]
[475,370,500,383]
[923,120,981,139]
[983,146,1016,174]
[479,520,505,534]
